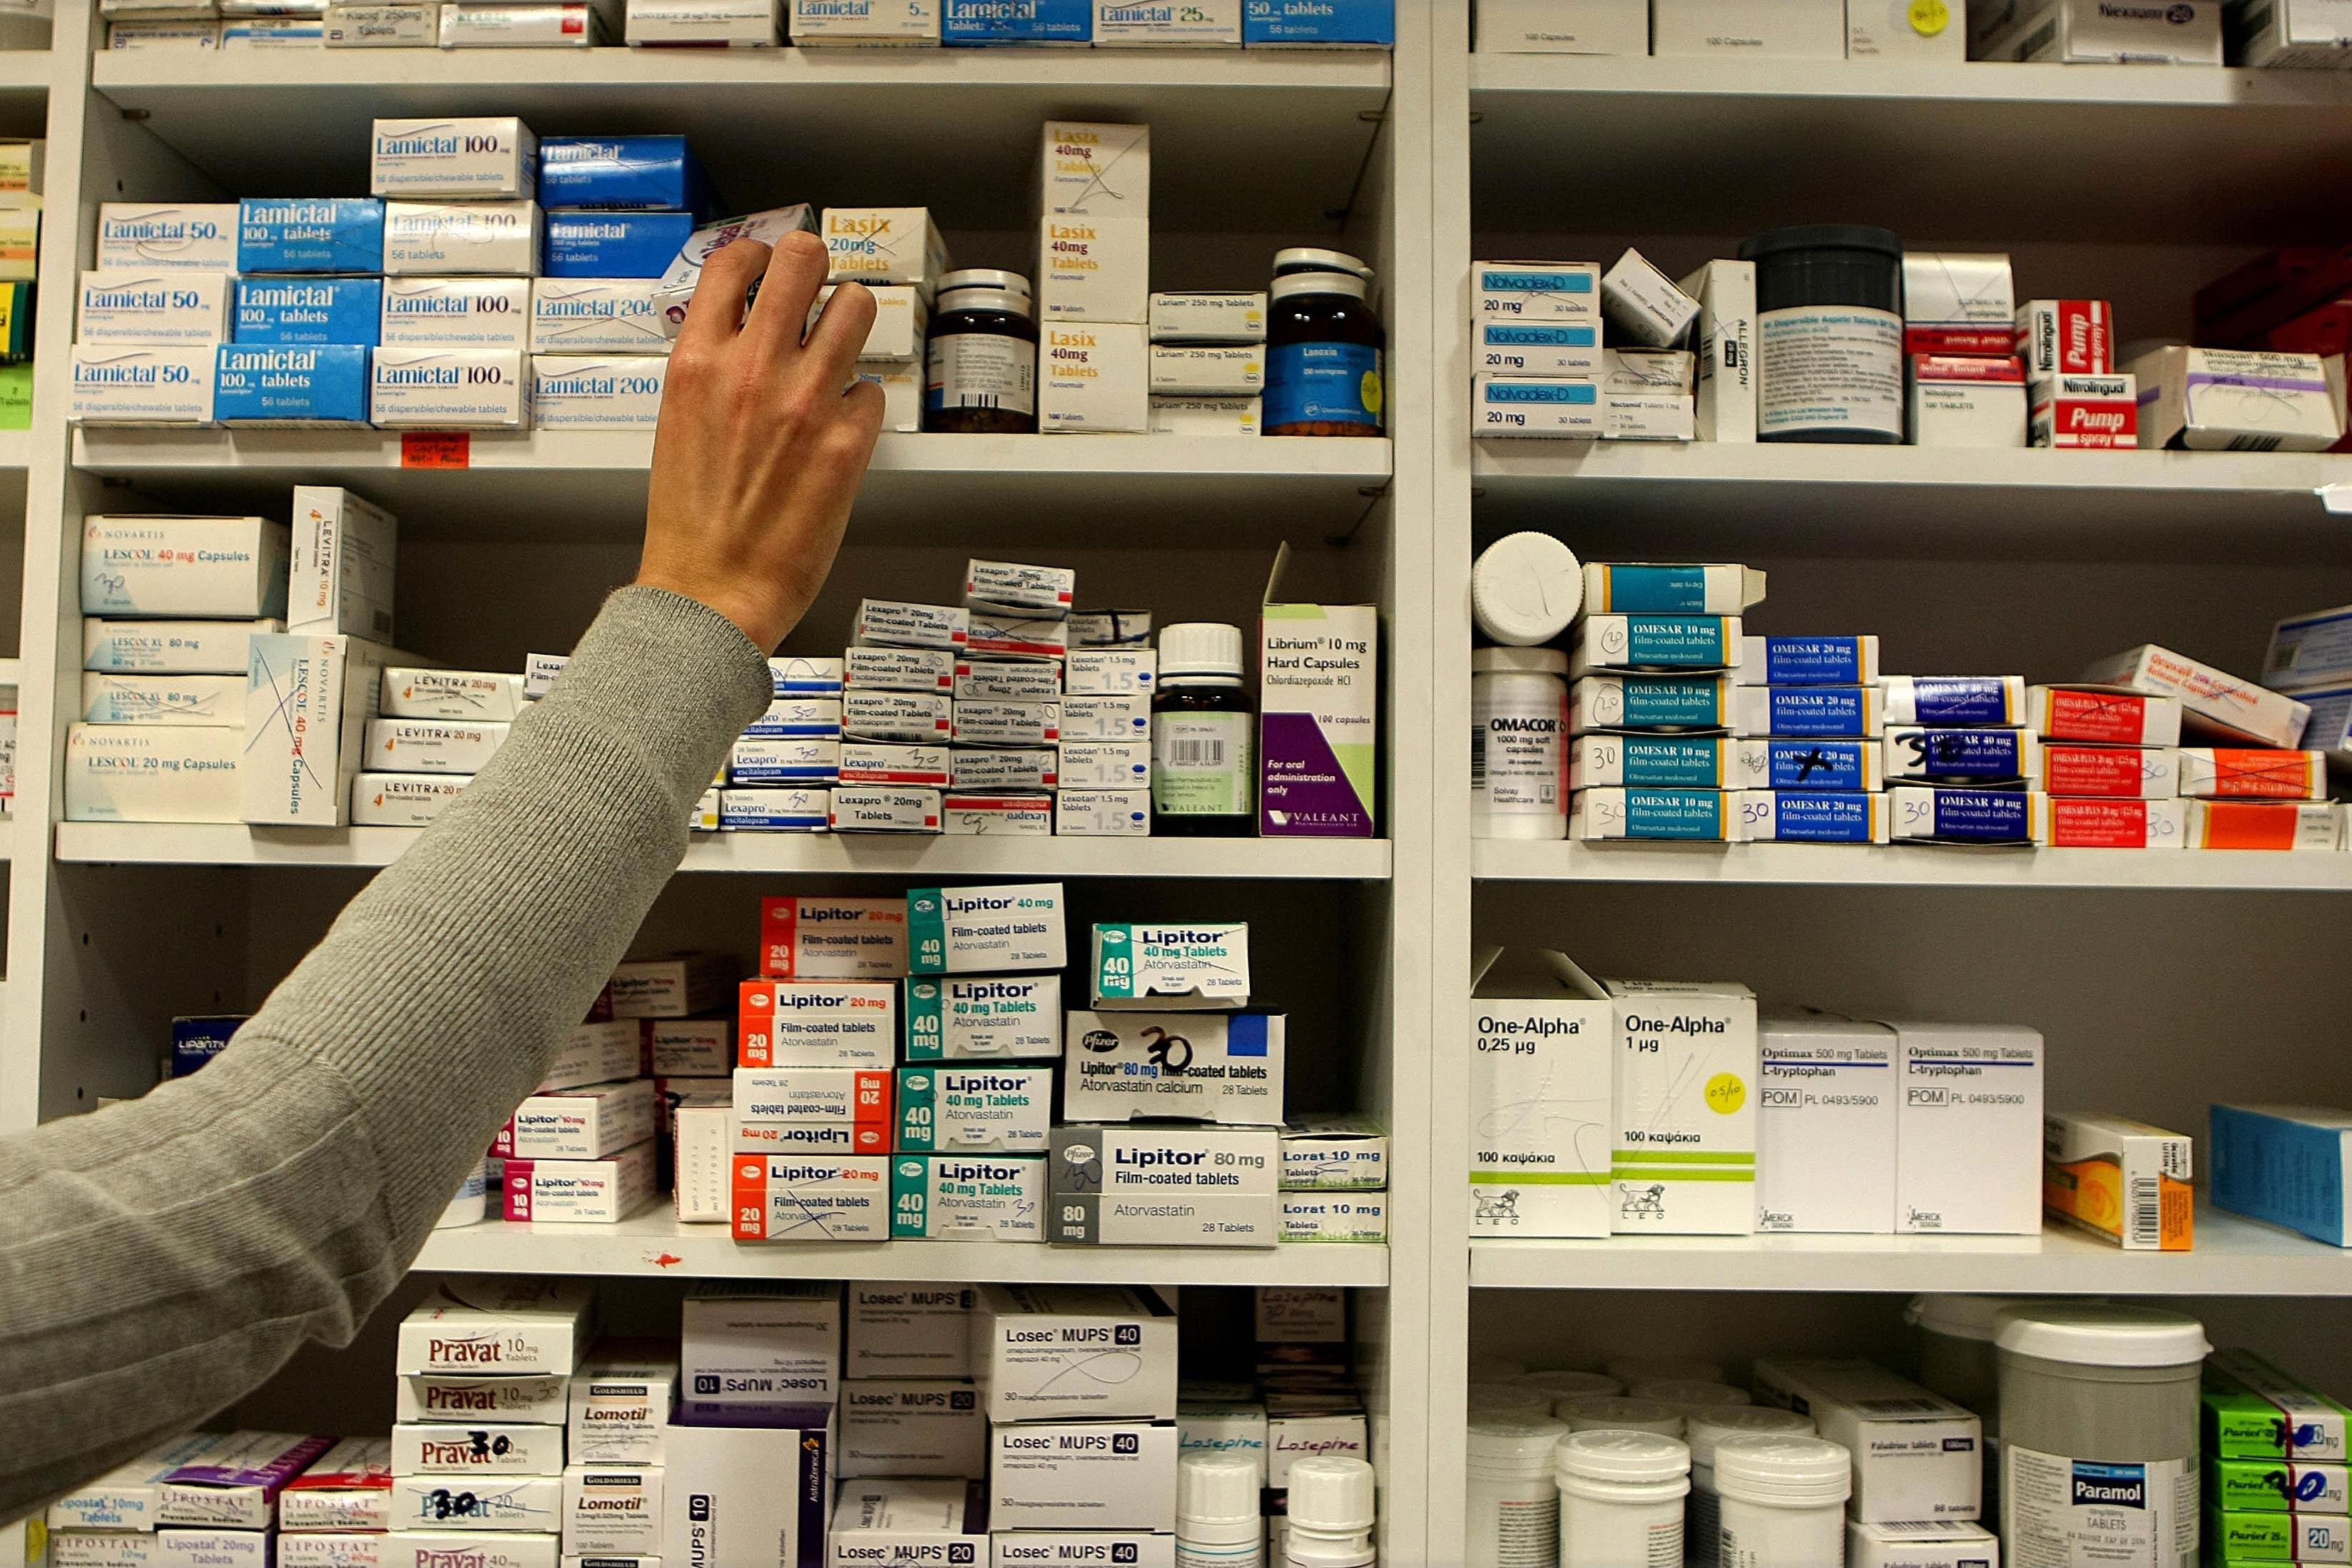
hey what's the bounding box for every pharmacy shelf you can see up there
[71,429,1393,542]
[55,820,1396,878]
[1471,839,2352,890]
[0,428,29,472]
[92,49,1390,232]
[1469,1208,2351,1295]
[1467,54,2352,242]
[415,1211,1390,1285]
[1470,442,2352,556]
[0,49,44,119]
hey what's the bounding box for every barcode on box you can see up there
[1171,738,1226,766]
[2130,1176,2161,1247]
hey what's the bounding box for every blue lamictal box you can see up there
[538,136,711,216]
[171,1014,248,1078]
[233,276,384,345]
[942,0,1091,44]
[1244,0,1392,44]
[237,198,386,275]
[542,211,698,279]
[214,343,372,424]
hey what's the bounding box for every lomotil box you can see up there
[1469,948,1614,1238]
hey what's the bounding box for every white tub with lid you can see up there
[1685,1407,1817,1568]
[1556,1428,1691,1568]
[1467,1413,1569,1568]
[1555,1395,1686,1437]
[1714,1433,1852,1567]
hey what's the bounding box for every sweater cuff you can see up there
[543,586,773,794]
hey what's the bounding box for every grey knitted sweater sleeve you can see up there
[0,586,771,1516]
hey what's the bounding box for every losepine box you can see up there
[730,1152,892,1239]
[530,278,668,353]
[392,1418,565,1475]
[382,199,541,275]
[994,1536,1176,1568]
[970,1283,1179,1420]
[989,1420,1179,1532]
[1468,950,1615,1238]
[540,135,705,212]
[1281,1113,1388,1191]
[370,347,531,428]
[238,198,385,274]
[381,669,522,722]
[1049,1124,1281,1248]
[1756,1017,1898,1233]
[98,203,241,270]
[890,1154,1049,1240]
[1892,1022,2043,1235]
[71,345,218,424]
[388,1474,561,1532]
[380,277,531,349]
[1605,975,1758,1235]
[243,633,395,828]
[793,0,938,41]
[236,277,385,347]
[395,1276,598,1375]
[561,1464,663,1554]
[76,270,233,346]
[1062,1012,1286,1125]
[370,117,536,198]
[544,210,698,279]
[392,1370,568,1425]
[907,882,1066,974]
[1753,1359,1982,1524]
[533,354,668,427]
[738,979,898,1068]
[1847,1522,2002,1568]
[2082,643,2311,747]
[847,1283,975,1379]
[904,975,1062,1060]
[1089,922,1251,1009]
[761,896,910,980]
[895,1064,1054,1151]
[731,1066,895,1153]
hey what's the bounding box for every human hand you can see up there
[636,230,885,652]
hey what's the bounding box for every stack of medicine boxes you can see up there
[560,1339,676,1560]
[978,1285,1183,1557]
[833,594,961,834]
[2019,295,2136,449]
[1053,922,1287,1245]
[1037,121,1151,434]
[1731,626,1888,845]
[1902,251,2031,449]
[952,559,1072,835]
[833,1288,991,1565]
[2202,1349,2352,1568]
[352,660,522,825]
[44,1433,337,1565]
[1565,559,1759,842]
[1149,285,1266,436]
[1253,1288,1373,1557]
[1879,671,2037,845]
[531,135,708,429]
[2085,641,2338,852]
[370,116,539,430]
[718,649,849,833]
[0,139,34,422]
[69,506,287,825]
[230,193,382,426]
[2022,680,2188,849]
[1470,254,1700,441]
[824,205,948,434]
[671,1284,842,1565]
[71,191,233,428]
[390,1278,598,1557]
[279,1436,396,1561]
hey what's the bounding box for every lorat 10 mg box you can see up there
[904,975,1062,1060]
[891,1154,1047,1241]
[1090,922,1249,1009]
[969,1283,1179,1422]
[1049,1124,1280,1248]
[1062,1011,1286,1125]
[1280,1113,1388,1191]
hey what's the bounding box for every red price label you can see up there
[401,431,471,469]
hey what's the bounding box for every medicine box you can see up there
[540,134,704,212]
[2030,683,2182,746]
[897,1065,1052,1151]
[678,1281,842,1403]
[1475,372,1601,437]
[1982,0,2222,58]
[2204,1454,2351,1514]
[969,1283,1179,1420]
[839,1383,987,1478]
[380,277,531,350]
[907,882,1066,974]
[370,347,531,428]
[532,354,667,427]
[392,1372,567,1425]
[2186,799,2343,851]
[1909,355,2027,448]
[393,1418,564,1475]
[1089,922,1249,1009]
[1730,737,1883,793]
[238,197,385,273]
[381,669,521,722]
[994,1535,1178,1568]
[1883,726,2039,784]
[1847,0,1964,56]
[536,1018,641,1092]
[962,659,1066,700]
[2035,795,2186,848]
[1245,0,1393,41]
[1049,1123,1278,1246]
[644,1018,728,1077]
[1151,291,1265,344]
[1880,674,2026,726]
[2179,747,2328,800]
[612,952,731,1017]
[560,1463,661,1554]
[1476,260,1600,322]
[660,1410,833,1568]
[278,1437,392,1532]
[243,633,394,828]
[749,699,845,741]
[1570,673,1732,733]
[1753,1359,1982,1523]
[2041,742,2181,800]
[1735,635,1880,686]
[2082,643,2311,748]
[233,277,384,348]
[1846,1522,2002,1568]
[2204,1349,2352,1460]
[845,1283,974,1379]
[1281,1113,1388,1191]
[1680,260,1758,443]
[544,211,696,280]
[70,346,217,425]
[1569,786,1737,842]
[2017,298,2115,377]
[1281,1192,1387,1242]
[2030,370,2137,449]
[1041,320,1149,432]
[1468,948,1615,1238]
[1653,0,1844,54]
[1604,976,1758,1234]
[822,207,950,297]
[857,598,969,651]
[370,117,536,198]
[890,1154,1048,1241]
[394,1277,597,1375]
[831,785,943,833]
[290,486,397,642]
[943,0,1091,41]
[968,607,1069,659]
[77,270,232,347]
[1062,1010,1287,1125]
[988,1420,1179,1532]
[62,727,223,823]
[1569,614,1739,675]
[903,975,1061,1061]
[1601,248,1700,348]
[1476,0,1648,50]
[1038,120,1148,213]
[791,0,935,42]
[944,793,1057,835]
[2266,604,2352,694]
[2210,1106,2352,1248]
[508,1076,657,1159]
[1586,561,1768,614]
[760,896,907,980]
[1150,394,1261,436]
[1261,599,1378,838]
[365,718,509,775]
[1891,1022,2042,1235]
[2043,1109,2194,1251]
[950,749,1057,789]
[99,203,241,270]
[529,277,666,353]
[1903,253,2015,357]
[326,5,442,46]
[2131,345,2340,452]
[382,198,540,275]
[81,673,239,726]
[212,342,370,426]
[737,979,897,1067]
[1757,1017,1897,1233]
[954,699,1059,748]
[86,618,282,676]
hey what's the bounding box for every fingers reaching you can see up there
[803,280,881,391]
[674,237,770,355]
[743,229,837,360]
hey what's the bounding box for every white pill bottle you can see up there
[1712,1433,1852,1567]
[1556,1428,1690,1568]
[1178,1451,1266,1568]
[1466,1413,1568,1568]
[1284,1455,1378,1568]
[1472,647,1569,840]
[1684,1407,1816,1568]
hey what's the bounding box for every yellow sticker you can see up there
[1909,0,1950,34]
[1360,370,1384,419]
[1705,1073,1746,1115]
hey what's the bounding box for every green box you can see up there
[0,360,30,429]
[2208,1507,2352,1562]
[2210,1457,2352,1514]
[2207,1350,2352,1461]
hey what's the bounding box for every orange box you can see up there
[730,1066,895,1154]
[2177,748,2328,800]
[730,1154,890,1241]
[2186,800,2343,851]
[2043,1111,2193,1251]
[2036,797,2185,849]
[759,896,910,980]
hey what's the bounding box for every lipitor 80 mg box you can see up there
[1047,1124,1280,1247]
[1062,1011,1286,1125]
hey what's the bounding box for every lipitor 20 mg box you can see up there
[738,979,897,1067]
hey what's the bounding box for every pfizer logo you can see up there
[1100,929,1127,946]
[905,1074,930,1091]
[1064,1142,1097,1164]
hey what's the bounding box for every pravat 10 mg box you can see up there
[1047,1124,1280,1247]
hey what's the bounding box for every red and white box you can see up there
[2186,800,2345,852]
[830,786,942,833]
[610,952,733,1018]
[2035,797,2186,849]
[1908,355,2027,447]
[2016,299,2114,378]
[738,978,898,1068]
[2029,372,2137,448]
[280,1437,392,1532]
[2028,685,2182,747]
[730,1153,892,1241]
[2080,644,2311,748]
[730,1066,895,1154]
[499,1077,657,1160]
[391,1420,564,1476]
[643,1017,730,1077]
[760,895,910,980]
[1903,252,2015,357]
[501,1139,657,1223]
[839,743,952,788]
[943,794,1056,835]
[2038,743,2177,799]
[535,1018,641,1093]
[2177,748,2328,800]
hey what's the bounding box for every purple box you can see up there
[1259,603,1378,838]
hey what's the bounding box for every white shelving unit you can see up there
[9,5,2352,1561]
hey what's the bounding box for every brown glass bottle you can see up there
[1152,622,1256,838]
[1265,270,1385,437]
[925,270,1037,434]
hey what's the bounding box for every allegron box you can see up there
[1469,949,1614,1238]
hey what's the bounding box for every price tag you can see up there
[402,431,470,469]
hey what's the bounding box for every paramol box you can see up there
[969,1284,1179,1422]
[896,1066,1052,1151]
[1604,976,1758,1236]
[1061,1012,1286,1126]
[905,975,1062,1060]
[1089,922,1249,1009]
[890,1154,1048,1241]
[1753,1359,1982,1524]
[1468,948,1615,1240]
[2206,1351,2352,1462]
[907,882,1066,974]
[1048,1124,1281,1248]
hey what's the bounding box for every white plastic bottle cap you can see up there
[1470,1381,1551,1415]
[1555,1395,1686,1437]
[1709,1434,1853,1506]
[1554,1428,1692,1484]
[1515,1369,1623,1401]
[940,267,1032,297]
[1629,1378,1751,1413]
[1472,531,1582,646]
[1159,621,1246,679]
[1605,1353,1726,1386]
[1993,1303,2211,1367]
[1471,646,1569,676]
[1908,1293,2067,1342]
[1274,246,1373,281]
[1286,1455,1377,1532]
[1467,1352,1528,1382]
[1180,1452,1263,1525]
[1684,1406,1813,1467]
[1467,1412,1571,1473]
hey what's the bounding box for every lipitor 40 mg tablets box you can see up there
[904,975,1061,1060]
